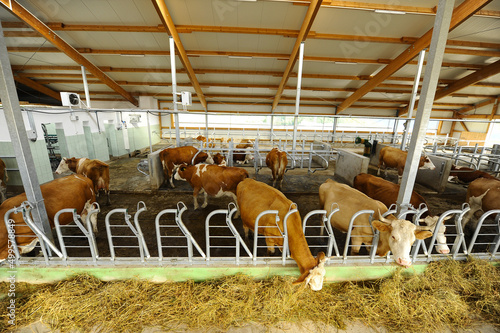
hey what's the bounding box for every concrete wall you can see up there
[335,149,369,186]
[0,98,162,186]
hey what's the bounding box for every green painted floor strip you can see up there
[0,264,429,284]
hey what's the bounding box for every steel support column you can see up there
[81,65,91,108]
[170,36,180,147]
[400,50,426,150]
[0,21,53,240]
[292,42,305,154]
[397,0,455,208]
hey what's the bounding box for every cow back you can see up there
[380,146,406,169]
[237,178,317,276]
[320,178,389,232]
[466,178,500,212]
[160,146,199,165]
[353,173,430,216]
[0,175,97,259]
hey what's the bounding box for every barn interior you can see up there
[0,0,499,292]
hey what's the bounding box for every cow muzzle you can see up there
[396,257,412,268]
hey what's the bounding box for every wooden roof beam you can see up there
[304,0,500,18]
[5,22,500,52]
[0,0,138,106]
[336,0,492,114]
[13,75,61,101]
[151,0,207,111]
[271,0,323,111]
[434,59,500,100]
[7,46,487,70]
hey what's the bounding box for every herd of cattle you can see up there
[0,142,499,290]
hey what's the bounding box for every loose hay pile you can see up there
[1,259,499,332]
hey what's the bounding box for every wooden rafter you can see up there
[7,46,487,70]
[4,22,500,53]
[151,0,207,111]
[434,59,500,100]
[271,0,323,111]
[304,0,500,18]
[336,0,492,114]
[0,0,138,106]
[13,75,61,101]
[457,97,498,115]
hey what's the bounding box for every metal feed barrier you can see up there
[4,200,500,267]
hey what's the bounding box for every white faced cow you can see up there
[353,173,450,254]
[319,179,433,267]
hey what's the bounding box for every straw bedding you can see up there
[1,259,499,332]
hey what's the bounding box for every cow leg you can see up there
[106,190,111,205]
[243,225,250,240]
[201,190,208,209]
[168,163,176,188]
[192,188,200,210]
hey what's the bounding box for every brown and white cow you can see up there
[266,148,287,189]
[213,153,227,166]
[196,135,216,148]
[378,146,435,183]
[0,157,7,204]
[448,164,498,184]
[174,163,248,217]
[0,174,98,260]
[56,157,110,205]
[237,178,327,290]
[233,140,254,164]
[462,177,500,228]
[159,146,214,188]
[353,173,450,254]
[319,179,433,267]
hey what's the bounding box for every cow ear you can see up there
[292,270,310,285]
[372,220,392,232]
[415,230,433,240]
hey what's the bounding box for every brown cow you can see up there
[319,179,433,267]
[174,163,248,217]
[55,157,110,205]
[266,148,287,188]
[159,146,214,188]
[0,158,7,204]
[448,164,498,184]
[237,178,327,290]
[462,177,500,228]
[213,153,227,166]
[378,146,435,183]
[353,173,450,254]
[0,174,98,260]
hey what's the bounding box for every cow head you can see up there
[55,158,70,174]
[373,214,432,267]
[205,152,214,165]
[462,189,490,228]
[293,252,327,291]
[419,155,436,171]
[420,215,452,254]
[81,200,99,233]
[174,164,190,181]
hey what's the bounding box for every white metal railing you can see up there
[6,200,499,267]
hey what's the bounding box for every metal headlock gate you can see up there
[3,200,500,267]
